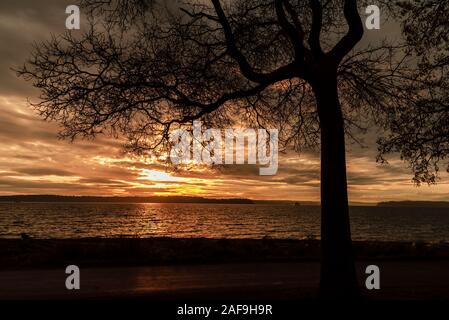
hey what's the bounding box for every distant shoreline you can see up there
[3,195,449,207]
[0,195,255,205]
[0,194,314,205]
[377,201,449,208]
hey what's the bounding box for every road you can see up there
[0,261,448,299]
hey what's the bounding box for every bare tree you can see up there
[378,0,449,185]
[18,0,431,298]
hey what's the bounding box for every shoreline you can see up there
[1,237,448,270]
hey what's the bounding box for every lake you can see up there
[0,202,448,242]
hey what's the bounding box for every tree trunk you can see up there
[313,77,360,299]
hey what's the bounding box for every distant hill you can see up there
[252,200,319,206]
[253,200,298,205]
[377,201,449,208]
[0,195,254,204]
[0,196,372,206]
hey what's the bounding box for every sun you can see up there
[138,169,186,182]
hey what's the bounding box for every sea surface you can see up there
[0,202,448,242]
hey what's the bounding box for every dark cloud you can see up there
[13,167,74,176]
[0,177,86,189]
[77,177,129,185]
[0,0,76,96]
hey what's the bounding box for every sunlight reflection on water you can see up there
[1,203,449,242]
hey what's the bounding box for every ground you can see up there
[0,238,448,300]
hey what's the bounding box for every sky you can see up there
[1,0,449,203]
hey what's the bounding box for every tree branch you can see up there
[328,0,364,64]
[274,0,305,63]
[211,0,298,83]
[308,0,324,58]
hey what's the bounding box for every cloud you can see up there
[0,0,74,96]
[13,167,74,176]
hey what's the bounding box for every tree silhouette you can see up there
[18,0,434,298]
[378,0,449,185]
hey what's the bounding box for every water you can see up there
[0,202,448,242]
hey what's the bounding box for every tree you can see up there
[18,0,429,298]
[378,0,449,185]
